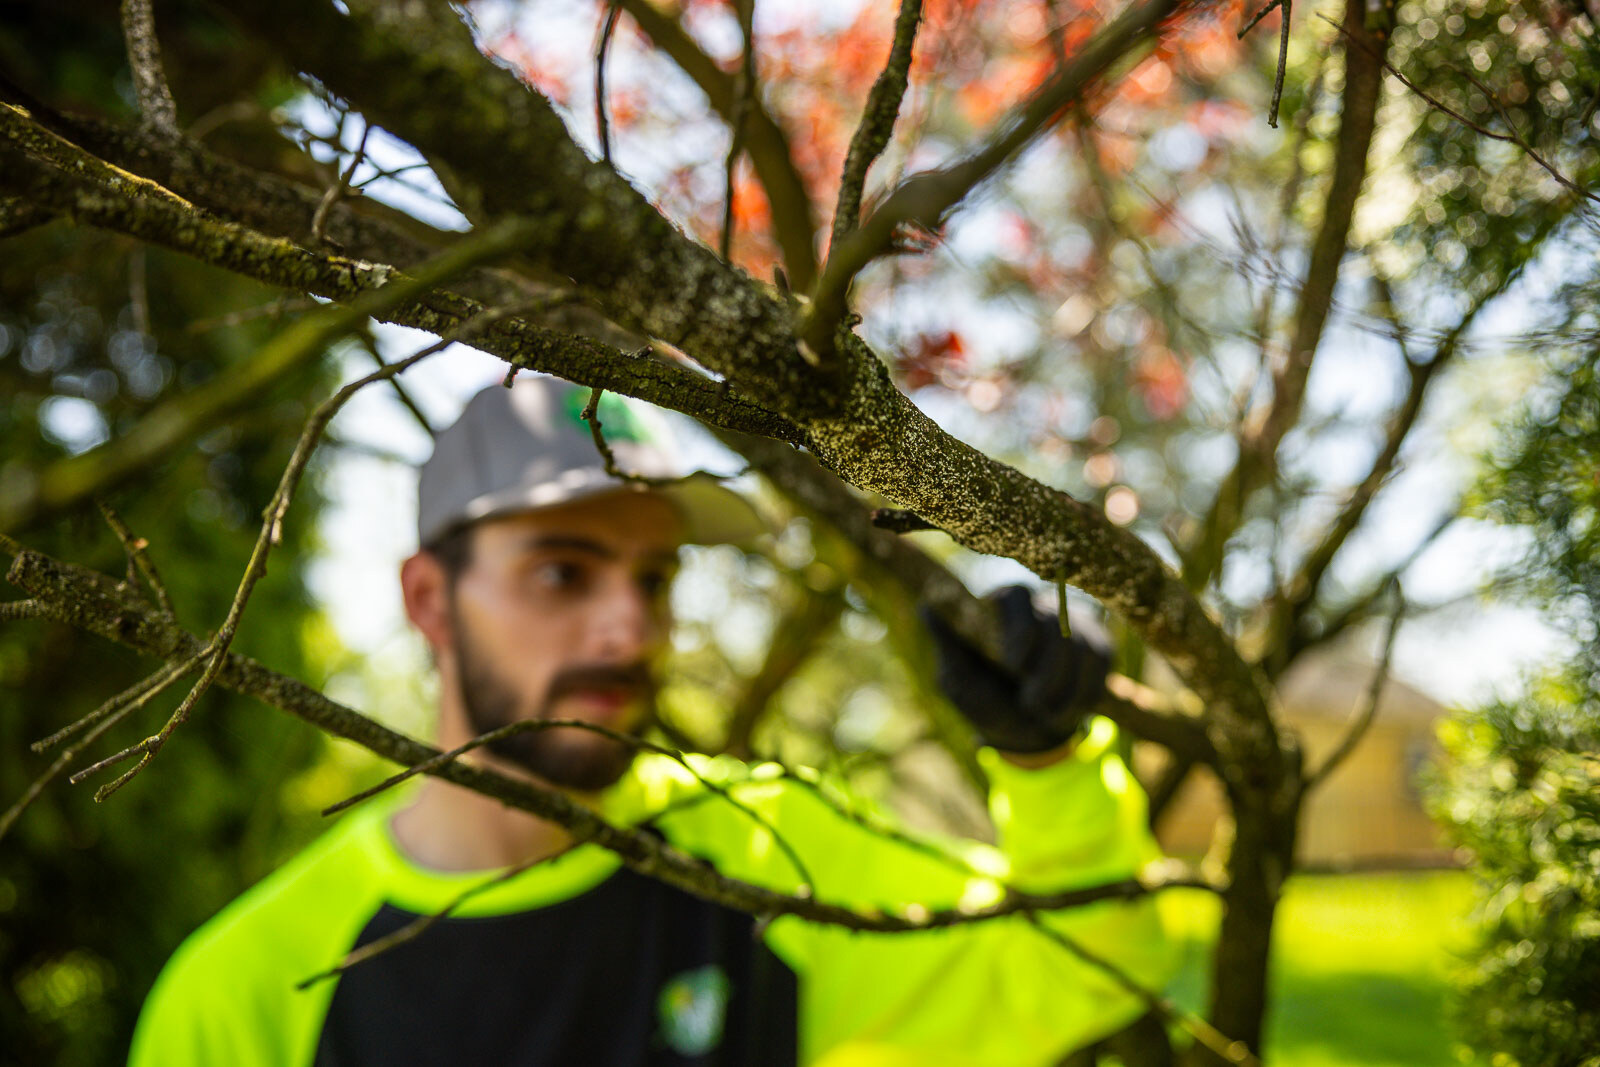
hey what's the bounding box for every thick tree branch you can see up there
[613,0,820,291]
[1185,0,1386,591]
[0,120,805,459]
[222,0,846,414]
[0,139,538,531]
[829,0,923,253]
[721,433,1220,768]
[5,544,1213,934]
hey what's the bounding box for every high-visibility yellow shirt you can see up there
[128,718,1176,1066]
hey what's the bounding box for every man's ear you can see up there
[401,551,454,654]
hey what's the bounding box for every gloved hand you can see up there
[922,585,1110,754]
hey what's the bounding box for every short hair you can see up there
[423,523,475,584]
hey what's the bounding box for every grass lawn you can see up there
[1158,871,1480,1066]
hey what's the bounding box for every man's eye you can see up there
[533,561,586,591]
[639,569,676,600]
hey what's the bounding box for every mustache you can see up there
[543,663,653,704]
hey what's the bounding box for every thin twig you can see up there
[829,0,924,252]
[1322,13,1596,204]
[594,0,624,165]
[296,845,577,989]
[1025,913,1260,1066]
[1304,585,1404,789]
[97,500,177,618]
[720,0,757,261]
[70,305,518,800]
[2,654,203,843]
[310,119,371,248]
[1289,514,1449,664]
[119,0,179,136]
[1237,0,1291,127]
[806,0,1180,359]
[323,716,817,893]
[355,330,435,436]
[579,386,676,487]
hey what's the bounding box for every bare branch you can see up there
[1303,587,1404,790]
[97,501,177,619]
[8,542,1213,934]
[0,137,542,530]
[579,385,683,487]
[323,716,815,895]
[1286,511,1452,665]
[1264,256,1536,673]
[829,0,924,252]
[805,0,1181,359]
[120,0,179,136]
[67,302,520,800]
[354,330,435,437]
[613,0,820,290]
[724,431,1220,768]
[720,0,756,262]
[1,653,202,843]
[1238,0,1292,128]
[594,0,624,165]
[1024,913,1261,1067]
[309,119,371,249]
[1185,0,1386,590]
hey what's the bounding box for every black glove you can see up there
[922,585,1110,754]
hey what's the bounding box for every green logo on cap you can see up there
[563,389,650,444]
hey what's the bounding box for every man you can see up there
[129,376,1177,1067]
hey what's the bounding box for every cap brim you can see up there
[438,470,767,548]
[660,472,768,547]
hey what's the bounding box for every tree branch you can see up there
[1284,511,1452,667]
[612,0,820,290]
[0,137,541,531]
[829,0,923,253]
[1302,587,1403,790]
[6,543,1214,933]
[120,0,179,136]
[1263,272,1515,675]
[805,0,1183,360]
[21,2,1271,775]
[1185,0,1386,590]
[720,432,1220,767]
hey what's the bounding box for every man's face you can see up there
[439,491,683,792]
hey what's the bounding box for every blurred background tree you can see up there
[1427,346,1600,1067]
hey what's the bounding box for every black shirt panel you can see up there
[312,865,798,1067]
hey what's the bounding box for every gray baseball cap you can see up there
[416,377,765,547]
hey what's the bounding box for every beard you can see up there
[453,626,652,792]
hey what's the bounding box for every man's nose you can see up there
[591,577,664,659]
